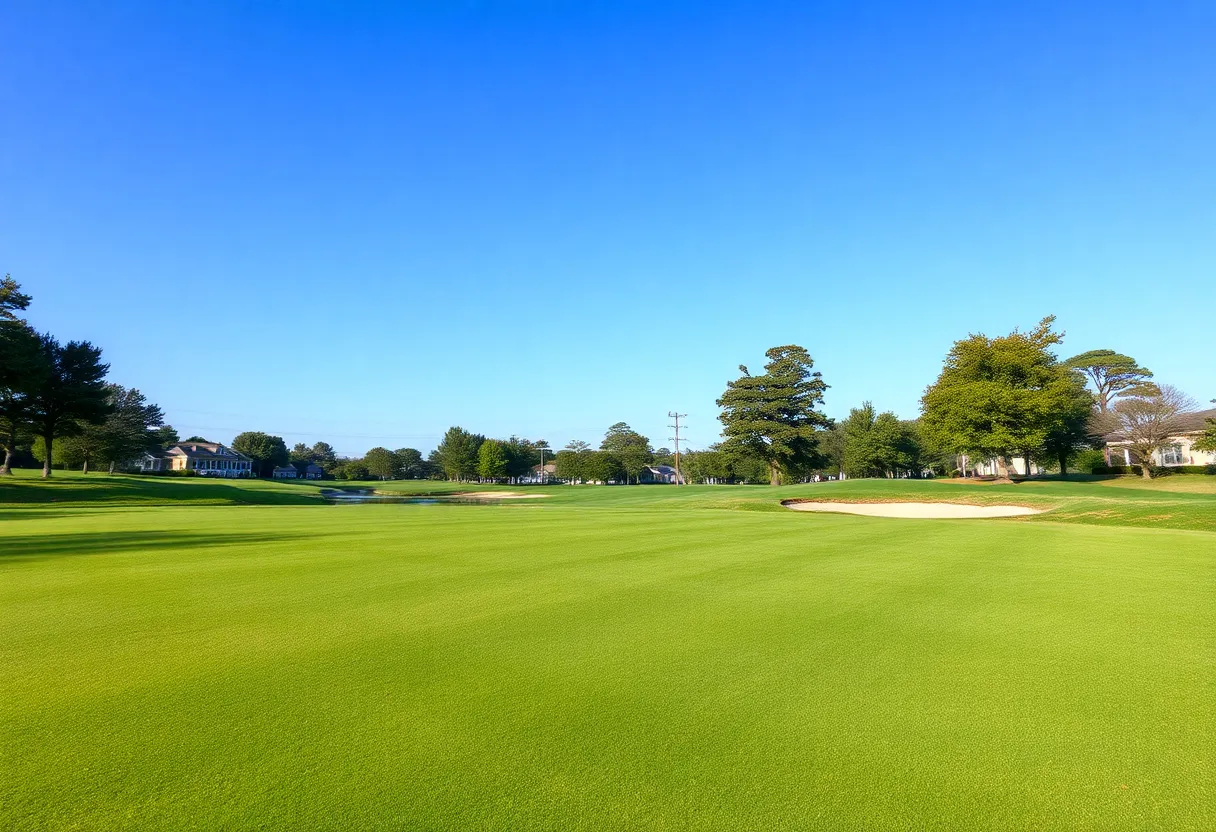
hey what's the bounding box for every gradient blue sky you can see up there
[3,1,1213,455]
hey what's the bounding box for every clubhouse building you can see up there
[137,442,255,478]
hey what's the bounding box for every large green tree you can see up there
[841,402,921,478]
[393,447,427,479]
[231,431,289,477]
[1062,350,1154,412]
[600,422,653,484]
[921,317,1091,477]
[476,439,509,481]
[0,323,41,475]
[717,345,830,485]
[364,446,398,480]
[435,426,484,481]
[58,385,167,474]
[26,333,111,478]
[581,450,625,484]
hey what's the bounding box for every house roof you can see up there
[302,463,325,472]
[1105,408,1216,443]
[272,465,297,472]
[646,465,678,475]
[164,442,252,461]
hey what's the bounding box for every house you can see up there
[639,465,683,484]
[137,442,254,478]
[526,462,557,484]
[272,465,299,479]
[1103,408,1216,468]
[300,463,325,480]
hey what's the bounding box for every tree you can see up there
[841,403,922,478]
[1194,402,1216,453]
[393,447,427,479]
[0,323,41,474]
[581,449,625,484]
[554,449,584,482]
[717,345,830,485]
[184,435,210,443]
[60,385,166,474]
[340,459,370,481]
[364,446,398,480]
[290,443,315,465]
[231,431,289,477]
[1063,350,1154,412]
[150,425,180,448]
[26,333,111,478]
[1111,386,1198,479]
[502,436,543,482]
[477,439,509,481]
[600,422,653,484]
[434,426,484,481]
[921,317,1089,477]
[0,275,32,322]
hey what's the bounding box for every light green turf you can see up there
[2,473,1214,830]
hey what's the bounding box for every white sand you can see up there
[784,501,1041,518]
[460,491,549,499]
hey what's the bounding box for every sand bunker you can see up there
[783,501,1041,518]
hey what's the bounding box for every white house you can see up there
[137,442,254,478]
[1104,408,1216,468]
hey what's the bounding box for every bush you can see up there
[950,469,962,478]
[1071,449,1107,474]
[1092,464,1215,476]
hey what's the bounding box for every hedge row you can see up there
[1092,464,1216,476]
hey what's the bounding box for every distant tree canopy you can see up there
[717,345,830,485]
[600,422,653,483]
[0,274,32,321]
[232,431,289,477]
[477,439,509,481]
[364,446,398,480]
[921,317,1093,477]
[841,402,921,478]
[435,426,484,481]
[393,447,428,479]
[1062,349,1154,412]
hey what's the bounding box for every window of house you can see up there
[1160,444,1184,465]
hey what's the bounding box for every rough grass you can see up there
[2,474,1214,830]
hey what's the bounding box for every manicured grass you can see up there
[2,474,1214,829]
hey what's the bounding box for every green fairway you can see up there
[3,474,1214,830]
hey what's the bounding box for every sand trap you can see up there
[783,501,1041,518]
[459,491,549,499]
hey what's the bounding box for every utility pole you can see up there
[667,412,687,485]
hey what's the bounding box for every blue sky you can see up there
[3,1,1213,455]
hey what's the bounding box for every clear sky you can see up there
[3,1,1213,456]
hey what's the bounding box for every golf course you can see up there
[3,472,1213,830]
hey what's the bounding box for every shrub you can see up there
[1071,449,1107,474]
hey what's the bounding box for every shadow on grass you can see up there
[0,476,323,506]
[0,530,308,563]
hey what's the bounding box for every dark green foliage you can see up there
[364,447,398,480]
[600,422,653,484]
[435,427,485,481]
[921,317,1093,476]
[231,432,289,478]
[26,333,111,478]
[339,460,370,481]
[55,385,166,474]
[393,448,429,479]
[840,403,921,477]
[1062,349,1154,412]
[0,274,32,321]
[0,323,42,474]
[717,345,830,485]
[1195,404,1216,452]
[554,449,584,482]
[476,439,509,481]
[500,437,544,481]
[581,449,625,483]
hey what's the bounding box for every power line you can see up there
[667,412,687,486]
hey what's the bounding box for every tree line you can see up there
[1,277,174,478]
[5,272,1208,484]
